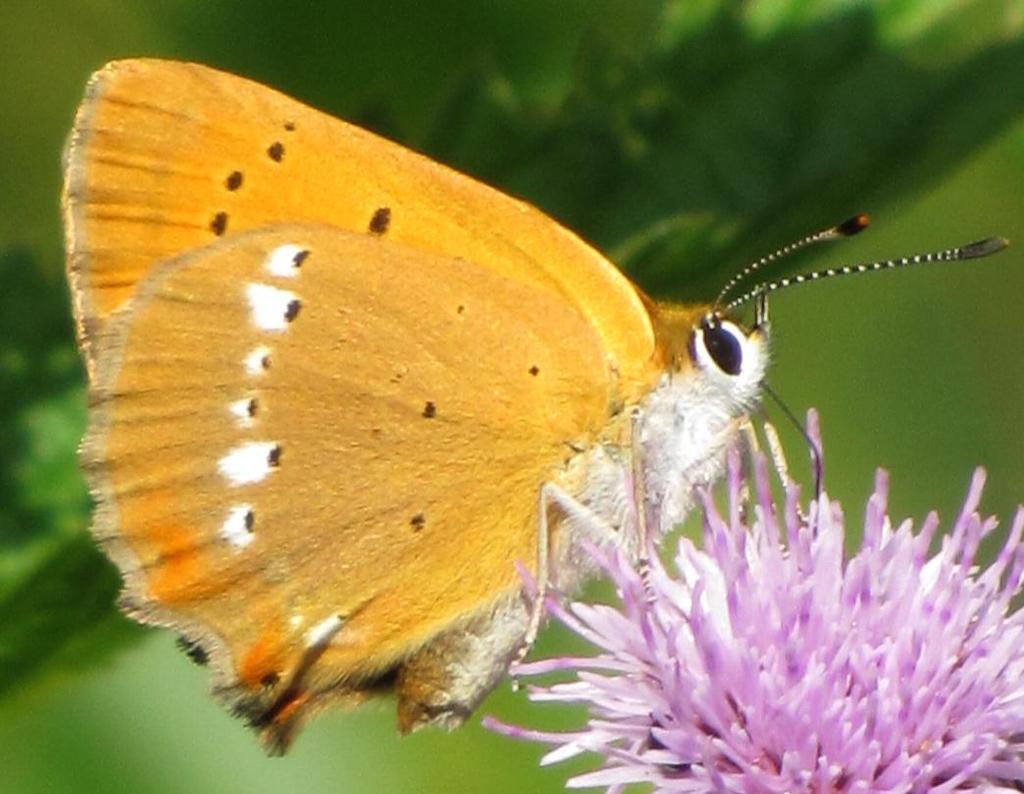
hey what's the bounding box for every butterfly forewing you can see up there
[64,59,658,394]
[86,223,616,723]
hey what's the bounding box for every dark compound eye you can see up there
[701,318,744,376]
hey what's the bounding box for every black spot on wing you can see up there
[226,170,244,191]
[369,207,391,234]
[422,401,436,419]
[177,636,209,666]
[410,513,425,531]
[211,211,228,236]
[284,299,302,322]
[267,141,285,162]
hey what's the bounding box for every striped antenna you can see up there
[713,214,870,311]
[723,236,1009,313]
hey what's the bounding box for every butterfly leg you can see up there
[628,407,655,595]
[516,480,631,660]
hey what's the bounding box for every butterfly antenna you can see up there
[713,214,870,312]
[724,236,1009,313]
[762,383,823,499]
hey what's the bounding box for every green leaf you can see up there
[0,531,142,697]
[0,247,142,694]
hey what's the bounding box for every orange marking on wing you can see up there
[240,629,290,689]
[147,523,213,603]
[272,692,310,726]
[119,489,207,603]
[119,488,237,604]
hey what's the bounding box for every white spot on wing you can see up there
[265,244,308,277]
[247,283,298,330]
[221,504,254,547]
[305,614,344,649]
[218,441,278,486]
[244,346,271,375]
[230,398,255,427]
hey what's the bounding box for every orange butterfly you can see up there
[64,59,800,753]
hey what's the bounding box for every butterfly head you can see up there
[643,293,769,420]
[687,302,769,406]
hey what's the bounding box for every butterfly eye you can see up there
[693,315,745,376]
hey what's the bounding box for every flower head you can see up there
[487,414,1024,792]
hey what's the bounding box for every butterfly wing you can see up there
[63,59,657,395]
[86,223,615,745]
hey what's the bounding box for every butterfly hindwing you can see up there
[85,223,616,746]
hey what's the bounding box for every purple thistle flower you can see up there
[487,414,1024,792]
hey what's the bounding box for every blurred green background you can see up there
[1,1,1023,792]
